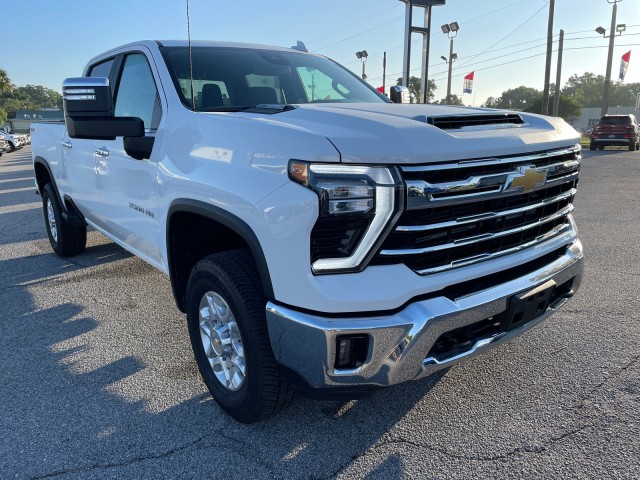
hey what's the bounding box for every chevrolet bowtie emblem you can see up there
[509,166,546,193]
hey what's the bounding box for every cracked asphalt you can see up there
[1,146,638,479]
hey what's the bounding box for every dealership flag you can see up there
[619,51,631,81]
[463,71,474,94]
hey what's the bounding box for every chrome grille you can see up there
[373,147,580,274]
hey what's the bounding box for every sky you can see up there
[3,0,640,107]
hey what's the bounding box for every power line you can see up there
[429,43,640,84]
[313,15,403,52]
[456,1,549,69]
[305,4,399,45]
[368,40,640,85]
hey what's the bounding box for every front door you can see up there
[91,51,164,267]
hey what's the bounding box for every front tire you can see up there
[186,250,294,423]
[589,141,596,151]
[41,183,86,257]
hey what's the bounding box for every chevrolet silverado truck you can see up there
[31,40,584,423]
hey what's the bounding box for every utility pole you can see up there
[602,0,621,116]
[553,29,564,116]
[382,51,387,94]
[542,0,555,115]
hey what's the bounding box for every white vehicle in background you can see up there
[0,130,21,152]
[31,40,584,423]
[0,136,9,155]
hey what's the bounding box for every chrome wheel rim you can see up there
[46,199,58,242]
[198,291,245,391]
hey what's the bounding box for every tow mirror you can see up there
[62,77,144,140]
[390,85,411,104]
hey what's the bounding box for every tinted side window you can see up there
[88,59,114,78]
[114,54,161,130]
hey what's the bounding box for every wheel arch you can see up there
[33,156,56,195]
[167,199,275,312]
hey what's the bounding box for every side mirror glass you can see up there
[62,77,144,140]
[390,85,411,104]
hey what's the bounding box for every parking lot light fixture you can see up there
[440,55,447,62]
[355,50,368,81]
[442,21,459,104]
[598,0,624,116]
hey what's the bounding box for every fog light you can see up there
[335,335,369,370]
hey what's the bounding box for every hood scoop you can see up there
[416,113,525,131]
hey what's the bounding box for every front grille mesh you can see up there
[373,147,580,274]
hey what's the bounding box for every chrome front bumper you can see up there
[266,240,583,391]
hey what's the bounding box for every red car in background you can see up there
[589,114,639,151]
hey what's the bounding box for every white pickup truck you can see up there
[31,40,583,423]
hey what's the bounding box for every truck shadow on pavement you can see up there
[0,241,448,479]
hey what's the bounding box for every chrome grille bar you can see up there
[414,223,571,275]
[380,204,574,256]
[397,188,576,233]
[401,146,580,173]
[405,160,579,207]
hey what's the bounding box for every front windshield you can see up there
[160,46,388,111]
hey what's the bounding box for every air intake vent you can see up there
[427,114,524,131]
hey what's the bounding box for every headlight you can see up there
[289,161,403,274]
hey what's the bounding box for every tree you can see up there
[484,86,541,110]
[524,95,581,120]
[0,69,12,94]
[396,76,437,103]
[561,72,605,108]
[14,85,62,109]
[434,94,464,106]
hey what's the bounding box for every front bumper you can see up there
[266,240,583,393]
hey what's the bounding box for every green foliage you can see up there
[484,86,541,110]
[434,94,464,106]
[14,85,63,109]
[396,76,437,103]
[0,69,12,94]
[523,95,582,120]
[0,71,63,120]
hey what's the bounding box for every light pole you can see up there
[398,0,446,103]
[441,21,459,105]
[596,0,625,116]
[355,50,368,81]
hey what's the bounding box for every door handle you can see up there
[95,147,110,158]
[62,141,72,149]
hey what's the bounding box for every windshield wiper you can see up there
[200,104,296,114]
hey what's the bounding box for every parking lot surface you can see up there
[1,146,638,479]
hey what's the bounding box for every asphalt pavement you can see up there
[0,146,638,479]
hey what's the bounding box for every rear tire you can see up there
[41,183,86,257]
[630,139,637,151]
[589,141,596,151]
[186,250,294,423]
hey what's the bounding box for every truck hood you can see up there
[240,103,580,164]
